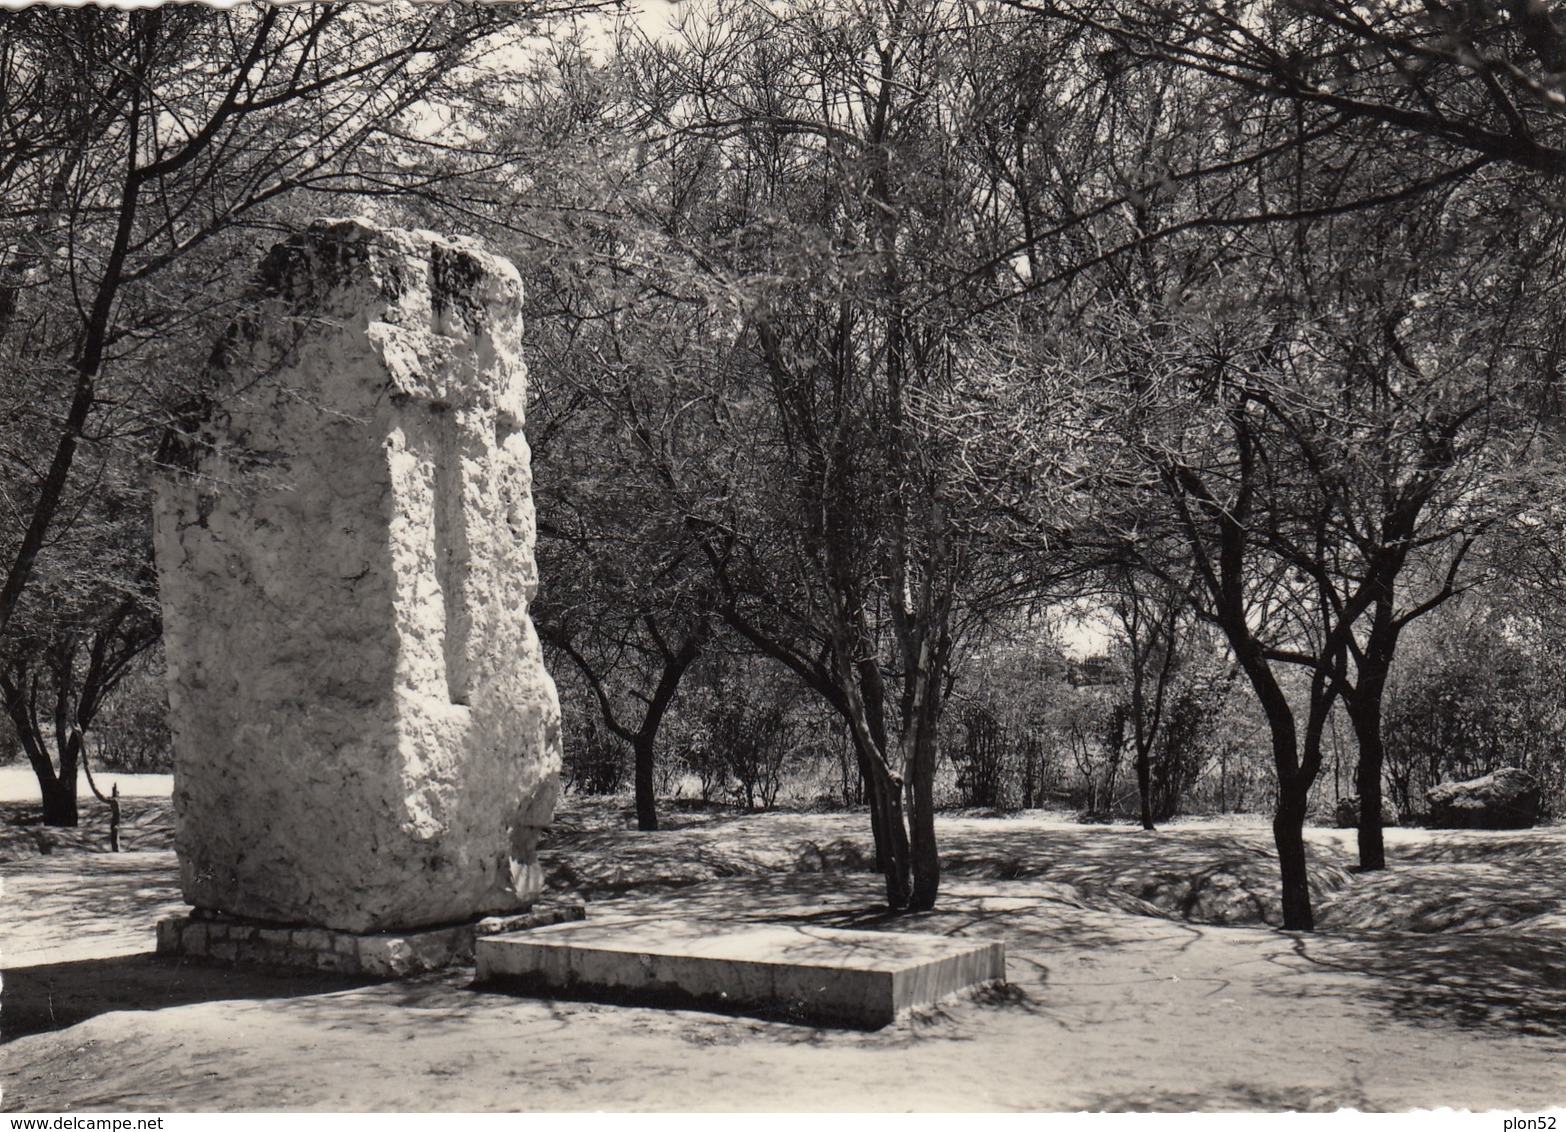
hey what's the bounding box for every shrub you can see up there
[86,648,173,773]
[688,656,802,811]
[1383,611,1566,819]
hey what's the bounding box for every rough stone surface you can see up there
[1426,767,1542,830]
[475,918,1007,1029]
[155,906,585,977]
[153,217,560,933]
[1333,794,1399,829]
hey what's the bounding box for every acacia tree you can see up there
[530,350,715,829]
[1266,186,1565,869]
[664,0,964,908]
[0,463,158,825]
[0,4,596,823]
[1083,180,1561,920]
[531,355,713,833]
[1125,338,1360,928]
[923,17,1348,918]
[951,1,1566,914]
[1105,568,1201,831]
[463,27,738,833]
[569,0,1083,910]
[1043,1,1566,180]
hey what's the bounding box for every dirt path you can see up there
[5,803,1565,1111]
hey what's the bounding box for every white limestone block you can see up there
[153,218,560,933]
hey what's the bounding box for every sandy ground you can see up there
[3,779,1565,1112]
[0,767,172,802]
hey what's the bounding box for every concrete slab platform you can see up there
[474,917,1005,1028]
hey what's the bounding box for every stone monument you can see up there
[152,218,568,972]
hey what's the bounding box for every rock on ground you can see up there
[1426,767,1541,830]
[1333,794,1400,829]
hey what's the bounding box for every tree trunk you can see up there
[633,731,659,832]
[36,756,79,827]
[1230,636,1324,932]
[1339,591,1402,872]
[865,758,912,909]
[1272,789,1313,931]
[4,686,80,827]
[1345,687,1388,872]
[1136,743,1155,831]
[631,633,706,833]
[863,750,890,870]
[906,714,940,911]
[552,623,704,835]
[1280,679,1334,933]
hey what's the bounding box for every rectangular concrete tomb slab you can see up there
[474,918,1006,1029]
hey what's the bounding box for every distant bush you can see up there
[1383,611,1566,819]
[86,648,172,773]
[683,655,807,811]
[946,635,1073,811]
[1142,656,1238,821]
[553,664,628,795]
[944,629,1273,818]
[950,702,1019,809]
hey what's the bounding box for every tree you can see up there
[955,3,1566,910]
[1106,568,1213,830]
[915,21,1348,920]
[1382,603,1566,816]
[620,0,1085,910]
[1117,340,1355,930]
[525,250,721,834]
[1094,178,1561,913]
[1049,0,1566,872]
[1293,194,1563,868]
[0,4,602,823]
[466,25,737,833]
[1041,1,1566,179]
[541,601,707,832]
[0,464,158,826]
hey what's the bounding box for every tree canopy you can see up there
[8,0,1566,934]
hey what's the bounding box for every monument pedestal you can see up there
[156,905,585,978]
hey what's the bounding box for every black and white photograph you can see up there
[2,0,1565,1115]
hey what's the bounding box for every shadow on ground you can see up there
[0,800,173,858]
[545,807,1355,930]
[1083,1082,1377,1113]
[939,824,1352,927]
[1284,928,1566,1040]
[1316,854,1566,933]
[1,953,380,1042]
[9,795,1566,1058]
[5,853,184,951]
[9,859,1561,1111]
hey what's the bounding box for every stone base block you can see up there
[474,918,1005,1029]
[156,905,585,977]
